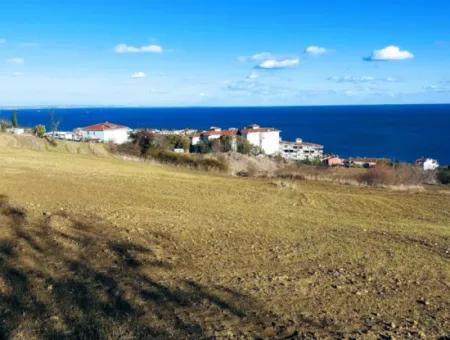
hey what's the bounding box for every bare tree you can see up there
[49,111,60,137]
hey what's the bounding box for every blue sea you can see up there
[1,104,449,164]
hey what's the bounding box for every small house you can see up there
[351,157,379,168]
[6,128,25,135]
[324,156,344,167]
[239,124,280,155]
[423,158,439,171]
[78,122,130,144]
[280,138,324,161]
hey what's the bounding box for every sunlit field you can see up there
[0,134,449,338]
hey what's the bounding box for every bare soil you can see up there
[0,134,449,339]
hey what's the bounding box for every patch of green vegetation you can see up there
[437,166,450,184]
[33,124,46,137]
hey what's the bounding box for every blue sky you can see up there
[1,0,450,107]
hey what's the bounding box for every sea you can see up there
[1,104,449,164]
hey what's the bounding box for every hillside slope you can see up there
[0,137,449,338]
[0,133,113,157]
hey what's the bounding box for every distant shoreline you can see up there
[1,105,450,163]
[2,103,450,110]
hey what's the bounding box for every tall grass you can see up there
[357,164,434,186]
[147,149,228,172]
[275,163,434,187]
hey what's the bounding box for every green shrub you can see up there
[197,140,212,154]
[219,135,234,152]
[11,112,18,128]
[33,124,46,138]
[0,120,11,132]
[129,130,192,154]
[296,157,324,167]
[436,167,450,185]
[236,137,253,155]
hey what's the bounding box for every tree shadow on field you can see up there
[0,195,284,339]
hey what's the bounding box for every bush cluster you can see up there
[147,149,228,171]
[357,164,429,186]
[436,167,450,185]
[33,124,46,137]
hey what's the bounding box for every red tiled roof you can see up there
[302,142,324,148]
[81,122,128,131]
[202,129,238,137]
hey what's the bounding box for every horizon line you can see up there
[1,102,450,110]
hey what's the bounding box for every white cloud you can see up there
[424,80,450,92]
[7,57,24,65]
[238,52,274,62]
[366,45,414,61]
[114,43,163,54]
[239,52,299,70]
[246,70,259,80]
[12,72,24,77]
[257,58,299,69]
[305,45,328,56]
[131,71,146,79]
[328,75,398,83]
[0,38,6,44]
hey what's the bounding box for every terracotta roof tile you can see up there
[82,122,128,131]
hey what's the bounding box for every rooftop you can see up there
[281,139,323,148]
[81,122,128,131]
[240,127,279,134]
[202,129,238,137]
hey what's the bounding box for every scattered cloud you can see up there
[238,52,274,62]
[131,71,146,79]
[328,75,398,83]
[365,45,414,61]
[305,45,328,56]
[246,70,259,80]
[239,52,299,70]
[257,58,299,69]
[7,57,24,65]
[225,76,289,96]
[424,80,450,92]
[114,43,163,54]
[0,38,6,44]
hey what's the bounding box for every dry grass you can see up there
[0,133,112,157]
[0,134,449,338]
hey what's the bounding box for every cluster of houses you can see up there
[190,124,284,156]
[10,120,439,170]
[55,121,325,161]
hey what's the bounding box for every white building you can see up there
[239,124,280,155]
[423,158,439,171]
[6,128,24,135]
[78,122,130,144]
[190,127,239,149]
[280,138,324,161]
[45,131,79,141]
